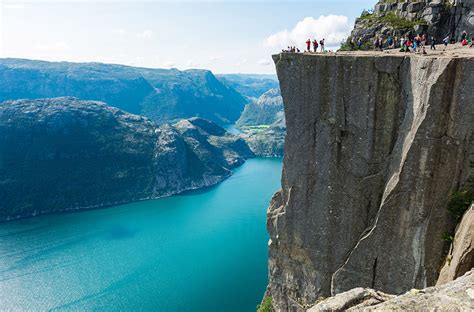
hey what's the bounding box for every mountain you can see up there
[236,88,284,127]
[236,89,285,157]
[0,97,253,221]
[216,74,279,99]
[0,58,246,125]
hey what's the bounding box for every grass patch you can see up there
[256,296,272,312]
[359,12,427,30]
[448,189,474,220]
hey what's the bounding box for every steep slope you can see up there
[0,97,253,221]
[267,51,474,310]
[0,58,246,125]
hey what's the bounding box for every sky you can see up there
[0,0,376,74]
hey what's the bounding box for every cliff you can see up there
[267,50,474,310]
[0,97,253,221]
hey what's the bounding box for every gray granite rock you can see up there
[267,52,474,311]
[309,270,474,311]
[437,204,474,285]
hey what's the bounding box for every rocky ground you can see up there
[309,269,474,311]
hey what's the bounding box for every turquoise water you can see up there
[0,158,282,311]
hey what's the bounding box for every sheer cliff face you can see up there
[268,53,473,310]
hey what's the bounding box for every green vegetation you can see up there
[242,125,271,131]
[448,189,474,220]
[256,296,272,312]
[442,231,454,243]
[359,12,427,30]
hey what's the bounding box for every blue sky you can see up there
[0,0,376,73]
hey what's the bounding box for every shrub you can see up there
[442,231,454,243]
[448,189,474,220]
[256,296,272,312]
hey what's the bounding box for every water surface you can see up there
[0,158,282,311]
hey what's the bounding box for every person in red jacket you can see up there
[312,39,318,52]
[306,39,311,51]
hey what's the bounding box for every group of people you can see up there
[282,46,301,53]
[460,30,474,47]
[281,38,326,54]
[305,38,325,53]
[283,30,473,54]
[367,30,473,54]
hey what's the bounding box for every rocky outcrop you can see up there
[267,52,474,311]
[309,269,474,311]
[347,0,474,48]
[0,97,253,221]
[437,204,474,285]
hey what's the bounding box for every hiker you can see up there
[400,37,406,52]
[387,35,394,49]
[461,30,467,43]
[313,39,318,52]
[374,37,380,51]
[306,39,311,51]
[430,36,436,50]
[443,34,450,50]
[405,38,412,52]
[421,34,427,46]
[462,38,468,46]
[320,39,325,52]
[357,37,363,50]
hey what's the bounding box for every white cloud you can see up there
[235,58,247,67]
[4,4,26,9]
[137,30,153,39]
[164,61,175,68]
[264,15,352,50]
[209,55,221,61]
[36,41,68,52]
[257,59,271,66]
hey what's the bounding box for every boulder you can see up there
[437,204,474,285]
[309,270,474,311]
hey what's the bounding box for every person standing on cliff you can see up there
[312,39,318,52]
[357,37,363,50]
[320,39,325,52]
[306,39,311,52]
[443,34,450,51]
[461,30,467,43]
[430,36,437,50]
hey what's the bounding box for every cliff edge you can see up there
[267,50,474,310]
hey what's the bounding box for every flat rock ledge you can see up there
[308,270,474,311]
